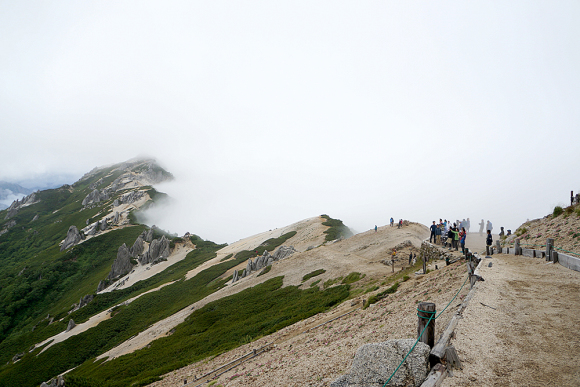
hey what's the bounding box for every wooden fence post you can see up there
[417,302,436,348]
[546,238,554,262]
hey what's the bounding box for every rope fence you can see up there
[382,273,470,386]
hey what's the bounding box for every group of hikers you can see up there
[429,218,500,254]
[429,219,467,253]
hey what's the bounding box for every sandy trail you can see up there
[443,253,580,386]
[34,281,175,354]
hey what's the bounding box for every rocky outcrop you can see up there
[3,192,38,219]
[330,339,430,387]
[113,211,120,224]
[130,235,145,257]
[82,219,108,236]
[107,243,133,280]
[70,294,94,313]
[139,236,170,265]
[232,270,239,283]
[82,189,110,206]
[66,319,76,332]
[32,214,39,222]
[232,245,297,283]
[272,245,297,261]
[121,190,145,205]
[40,375,65,387]
[145,227,155,242]
[60,226,83,251]
[97,280,108,292]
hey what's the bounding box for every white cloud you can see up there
[1,1,579,242]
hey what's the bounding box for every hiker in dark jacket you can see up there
[447,228,454,248]
[430,221,437,243]
[486,229,493,246]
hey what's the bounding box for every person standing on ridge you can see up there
[430,221,437,243]
[375,225,378,232]
[451,225,459,251]
[460,227,467,254]
[466,218,471,233]
[486,220,493,233]
[479,219,485,236]
[390,217,394,227]
[486,229,493,250]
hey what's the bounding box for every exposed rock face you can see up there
[60,226,83,251]
[97,280,108,292]
[32,214,39,222]
[82,189,110,206]
[232,270,239,283]
[232,246,297,283]
[121,190,145,204]
[130,235,144,257]
[40,375,65,387]
[272,245,297,260]
[107,243,134,280]
[113,211,120,224]
[145,227,155,242]
[113,199,120,207]
[330,339,430,387]
[66,319,76,332]
[139,235,171,265]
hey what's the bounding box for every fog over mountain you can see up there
[1,2,579,243]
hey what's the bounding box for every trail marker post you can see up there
[546,238,554,262]
[417,302,436,348]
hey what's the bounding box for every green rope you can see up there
[554,247,580,257]
[382,273,469,386]
[436,275,469,319]
[382,313,434,387]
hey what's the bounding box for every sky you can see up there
[1,1,579,244]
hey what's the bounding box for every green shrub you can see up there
[365,285,379,294]
[302,269,326,282]
[402,275,410,282]
[310,279,321,288]
[320,215,353,241]
[363,282,399,309]
[257,265,272,277]
[323,277,343,289]
[220,254,233,262]
[553,206,564,217]
[342,272,365,285]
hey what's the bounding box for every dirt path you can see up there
[443,254,580,386]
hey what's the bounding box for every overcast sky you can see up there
[1,1,579,243]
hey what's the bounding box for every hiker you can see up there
[466,218,471,232]
[506,229,512,236]
[486,229,493,249]
[499,227,505,238]
[452,226,460,251]
[429,221,437,243]
[409,251,413,265]
[390,217,394,227]
[446,227,454,248]
[486,220,493,232]
[479,219,485,235]
[375,225,377,232]
[398,219,402,229]
[460,227,467,254]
